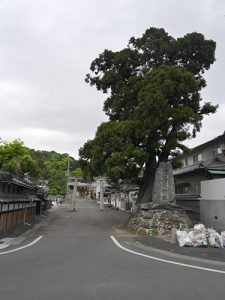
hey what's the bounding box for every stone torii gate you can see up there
[66,176,82,211]
[66,176,106,211]
[94,177,107,211]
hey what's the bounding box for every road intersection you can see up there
[0,199,225,299]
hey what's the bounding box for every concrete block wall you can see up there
[200,200,225,231]
[200,178,225,231]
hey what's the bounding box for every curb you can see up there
[0,208,56,250]
[122,238,225,267]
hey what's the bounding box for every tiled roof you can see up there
[0,171,36,189]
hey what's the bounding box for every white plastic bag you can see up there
[191,224,207,247]
[221,231,225,247]
[207,229,223,248]
[208,234,217,247]
[193,232,208,247]
[176,230,193,247]
[188,230,195,242]
[214,232,223,248]
[194,224,205,232]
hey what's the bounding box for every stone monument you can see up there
[128,161,192,241]
[152,162,175,204]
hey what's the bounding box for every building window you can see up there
[175,185,184,194]
[184,158,188,166]
[193,154,198,163]
[175,183,190,194]
[193,153,202,163]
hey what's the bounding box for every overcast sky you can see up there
[0,0,224,158]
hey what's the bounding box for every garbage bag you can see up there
[221,231,225,247]
[207,229,223,248]
[184,225,207,247]
[176,230,193,247]
[214,232,223,248]
[188,230,195,242]
[193,224,205,232]
[193,232,208,247]
[192,225,207,247]
[206,228,216,247]
[208,234,217,248]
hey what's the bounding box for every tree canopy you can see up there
[80,27,218,202]
[29,149,79,195]
[0,139,79,195]
[0,139,39,179]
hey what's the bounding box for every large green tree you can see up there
[80,27,217,202]
[0,139,39,179]
[0,139,80,195]
[29,150,79,195]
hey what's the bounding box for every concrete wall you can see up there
[201,178,225,200]
[200,200,225,231]
[200,178,225,231]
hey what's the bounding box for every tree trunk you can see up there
[137,155,157,204]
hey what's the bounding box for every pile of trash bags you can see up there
[176,224,225,248]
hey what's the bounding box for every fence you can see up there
[0,200,38,237]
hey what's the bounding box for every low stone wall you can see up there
[128,204,192,239]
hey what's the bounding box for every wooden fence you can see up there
[0,200,38,237]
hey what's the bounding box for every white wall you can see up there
[201,178,225,200]
[200,178,225,231]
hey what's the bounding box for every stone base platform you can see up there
[128,203,192,241]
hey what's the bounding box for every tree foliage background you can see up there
[80,27,218,202]
[0,139,80,195]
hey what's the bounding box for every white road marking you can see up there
[0,236,43,255]
[110,235,225,275]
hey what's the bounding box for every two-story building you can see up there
[173,132,225,223]
[174,132,225,195]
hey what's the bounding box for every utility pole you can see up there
[65,160,70,202]
[72,177,78,211]
[100,178,104,211]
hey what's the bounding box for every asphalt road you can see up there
[0,199,225,300]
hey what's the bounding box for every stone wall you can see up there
[128,204,192,237]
